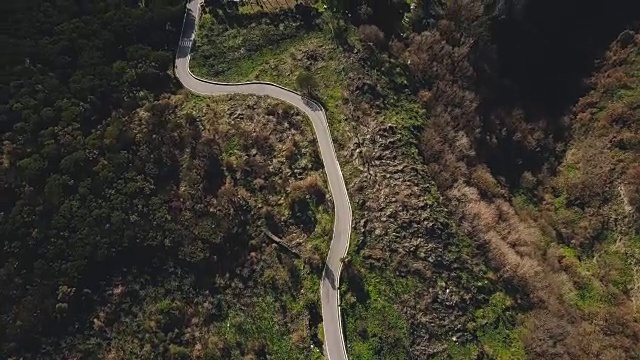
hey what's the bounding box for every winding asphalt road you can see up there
[175,1,351,359]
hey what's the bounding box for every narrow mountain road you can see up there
[174,1,351,359]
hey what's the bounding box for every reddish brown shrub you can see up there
[358,24,385,48]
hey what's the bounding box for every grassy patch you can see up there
[341,266,414,360]
[189,12,356,146]
[473,293,526,360]
[308,204,333,257]
[190,12,307,80]
[217,296,323,359]
[564,163,579,177]
[231,30,352,140]
[437,342,480,360]
[382,96,426,128]
[221,133,241,157]
[565,235,639,310]
[512,192,538,215]
[476,325,526,360]
[438,292,525,360]
[570,280,610,310]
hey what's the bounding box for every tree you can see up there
[358,24,385,48]
[295,70,318,95]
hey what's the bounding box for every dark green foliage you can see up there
[295,70,319,95]
[0,0,208,357]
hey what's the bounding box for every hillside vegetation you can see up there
[192,2,529,358]
[2,0,640,359]
[370,0,640,357]
[1,1,331,358]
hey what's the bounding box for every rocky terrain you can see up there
[349,123,492,356]
[329,61,508,356]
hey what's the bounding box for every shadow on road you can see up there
[302,96,325,113]
[176,8,197,60]
[323,265,336,290]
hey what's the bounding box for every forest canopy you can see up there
[0,0,191,356]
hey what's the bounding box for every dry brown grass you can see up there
[403,6,640,354]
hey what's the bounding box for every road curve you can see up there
[174,1,351,359]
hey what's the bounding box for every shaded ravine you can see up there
[174,1,351,359]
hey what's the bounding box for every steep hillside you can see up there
[4,0,640,359]
[189,4,513,358]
